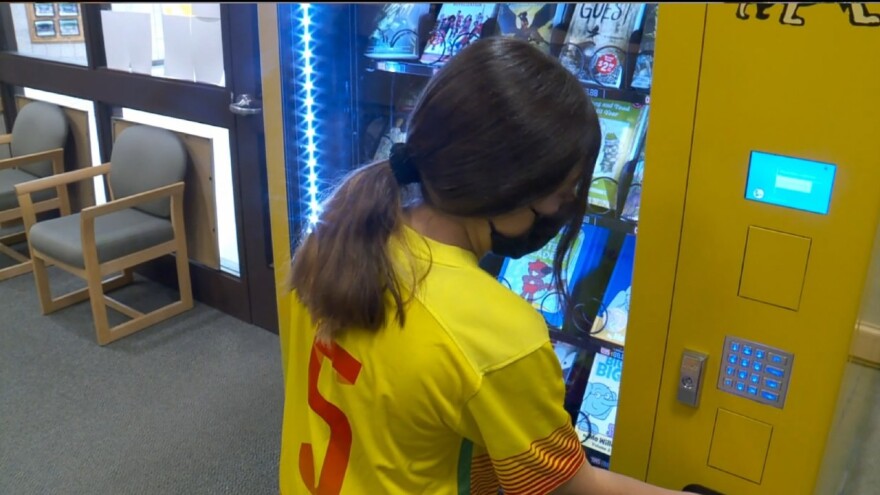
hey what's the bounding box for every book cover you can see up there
[631,4,658,90]
[420,4,498,65]
[552,339,581,383]
[577,352,623,456]
[559,3,644,88]
[495,4,559,55]
[620,149,645,222]
[365,4,433,60]
[590,234,636,346]
[588,99,647,211]
[498,223,611,328]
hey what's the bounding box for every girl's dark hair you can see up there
[290,36,601,340]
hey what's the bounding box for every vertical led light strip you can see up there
[297,3,321,230]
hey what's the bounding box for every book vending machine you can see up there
[262,0,658,473]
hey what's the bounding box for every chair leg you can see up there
[31,256,54,315]
[85,262,112,346]
[0,236,32,281]
[175,252,193,310]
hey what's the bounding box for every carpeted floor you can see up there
[0,263,284,495]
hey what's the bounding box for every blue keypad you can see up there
[718,336,793,409]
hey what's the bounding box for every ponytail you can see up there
[288,159,414,341]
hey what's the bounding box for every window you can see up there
[102,4,224,86]
[7,3,88,66]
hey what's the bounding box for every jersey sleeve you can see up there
[458,341,586,495]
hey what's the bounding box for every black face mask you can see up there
[489,206,574,259]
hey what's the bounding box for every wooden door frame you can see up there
[0,3,277,332]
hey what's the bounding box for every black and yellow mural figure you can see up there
[736,2,880,26]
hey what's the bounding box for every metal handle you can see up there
[678,350,708,408]
[229,93,262,116]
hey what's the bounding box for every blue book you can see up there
[577,352,623,455]
[590,234,636,346]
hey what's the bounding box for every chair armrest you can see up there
[0,134,11,145]
[80,182,184,221]
[14,163,111,197]
[0,148,63,171]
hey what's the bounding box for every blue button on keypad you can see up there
[761,391,779,402]
[755,350,765,360]
[748,386,759,395]
[729,354,738,364]
[726,366,735,376]
[750,374,760,384]
[741,358,750,368]
[742,346,753,356]
[765,379,780,390]
[731,342,740,352]
[724,378,733,387]
[767,366,785,378]
[753,362,763,372]
[736,382,746,392]
[738,370,748,380]
[770,353,786,365]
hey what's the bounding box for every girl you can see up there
[281,37,688,495]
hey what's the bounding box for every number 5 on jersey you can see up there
[299,340,363,495]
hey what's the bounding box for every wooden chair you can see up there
[0,101,70,280]
[15,125,193,345]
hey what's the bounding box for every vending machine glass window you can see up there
[277,2,659,471]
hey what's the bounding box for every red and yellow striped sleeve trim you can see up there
[470,453,501,495]
[491,424,586,495]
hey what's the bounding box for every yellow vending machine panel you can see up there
[616,3,880,494]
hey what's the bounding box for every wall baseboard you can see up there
[851,322,880,367]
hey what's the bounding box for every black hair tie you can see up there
[389,142,420,186]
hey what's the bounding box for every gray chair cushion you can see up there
[28,208,174,269]
[11,101,68,178]
[109,126,187,219]
[0,168,56,211]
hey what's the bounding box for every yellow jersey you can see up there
[280,225,585,494]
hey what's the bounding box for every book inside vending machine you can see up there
[276,2,659,472]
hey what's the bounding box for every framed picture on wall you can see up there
[58,18,79,37]
[33,3,54,17]
[33,20,56,37]
[58,3,78,16]
[28,3,84,43]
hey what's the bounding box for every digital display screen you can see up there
[745,151,836,215]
